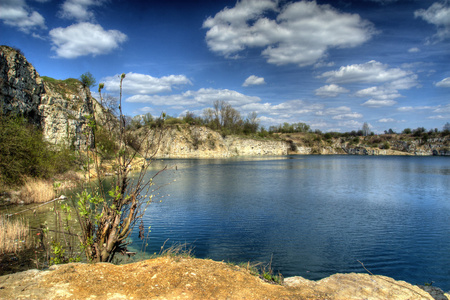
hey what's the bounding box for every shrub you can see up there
[0,115,76,188]
[96,126,118,159]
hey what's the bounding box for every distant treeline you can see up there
[124,100,450,139]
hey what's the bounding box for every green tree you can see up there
[80,72,96,88]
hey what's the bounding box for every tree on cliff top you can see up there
[80,72,96,88]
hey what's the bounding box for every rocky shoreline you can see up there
[0,257,448,300]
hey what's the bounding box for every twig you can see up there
[357,260,374,275]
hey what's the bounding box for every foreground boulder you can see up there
[0,256,441,299]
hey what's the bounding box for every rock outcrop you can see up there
[283,133,450,156]
[0,45,103,149]
[0,46,44,125]
[0,257,445,300]
[143,125,289,158]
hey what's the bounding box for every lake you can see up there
[130,155,450,291]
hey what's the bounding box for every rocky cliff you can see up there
[0,45,103,149]
[283,133,450,156]
[146,125,289,158]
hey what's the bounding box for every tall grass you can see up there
[0,216,32,254]
[20,177,56,204]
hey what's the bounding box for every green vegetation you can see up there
[0,115,75,189]
[231,261,283,285]
[41,76,84,104]
[66,73,168,263]
[80,72,96,88]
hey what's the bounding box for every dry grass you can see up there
[20,177,56,204]
[0,216,32,254]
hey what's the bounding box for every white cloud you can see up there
[320,61,418,107]
[435,77,450,87]
[415,2,450,42]
[397,106,436,112]
[315,106,363,120]
[269,100,324,116]
[320,60,413,84]
[387,74,418,90]
[332,113,363,120]
[103,72,192,95]
[49,22,127,58]
[378,118,395,123]
[322,106,351,115]
[242,75,266,87]
[355,86,402,100]
[0,0,46,33]
[315,84,349,97]
[185,88,261,107]
[59,0,105,21]
[203,0,375,66]
[428,115,445,119]
[362,99,397,107]
[408,47,420,53]
[337,120,363,128]
[126,88,261,108]
[433,104,450,113]
[137,107,156,113]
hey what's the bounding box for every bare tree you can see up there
[362,122,371,136]
[444,122,450,132]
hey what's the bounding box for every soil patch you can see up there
[0,256,440,300]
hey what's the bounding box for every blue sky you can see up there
[1,0,449,133]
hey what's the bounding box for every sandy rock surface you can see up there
[0,256,441,300]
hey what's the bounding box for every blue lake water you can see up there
[130,155,450,291]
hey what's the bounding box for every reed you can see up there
[0,216,32,254]
[20,177,56,204]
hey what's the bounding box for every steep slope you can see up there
[0,45,104,149]
[143,125,289,158]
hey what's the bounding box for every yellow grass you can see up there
[0,216,32,254]
[20,177,56,204]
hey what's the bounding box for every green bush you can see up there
[0,115,75,187]
[96,126,118,159]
